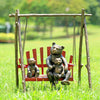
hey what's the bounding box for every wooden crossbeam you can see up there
[9,14,92,17]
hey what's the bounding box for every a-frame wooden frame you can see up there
[9,9,92,92]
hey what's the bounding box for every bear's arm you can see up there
[61,64,65,75]
[46,55,53,69]
[61,56,68,71]
[27,65,31,71]
[35,65,39,73]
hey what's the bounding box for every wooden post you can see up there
[84,18,92,89]
[78,9,85,85]
[15,10,19,88]
[17,9,26,92]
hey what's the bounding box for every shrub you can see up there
[26,32,38,40]
[0,33,15,41]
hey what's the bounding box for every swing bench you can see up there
[18,47,74,82]
[9,9,92,92]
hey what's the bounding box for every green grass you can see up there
[0,24,100,100]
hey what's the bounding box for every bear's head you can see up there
[50,42,64,55]
[54,58,62,65]
[28,58,36,65]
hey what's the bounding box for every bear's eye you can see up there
[56,48,59,50]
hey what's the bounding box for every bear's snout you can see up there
[52,50,56,53]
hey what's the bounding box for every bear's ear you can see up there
[52,42,56,46]
[61,46,64,49]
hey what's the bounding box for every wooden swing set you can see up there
[9,9,92,92]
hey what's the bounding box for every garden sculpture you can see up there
[46,42,71,87]
[27,58,39,78]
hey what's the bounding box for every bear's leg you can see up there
[54,73,61,84]
[27,71,32,78]
[47,72,54,83]
[61,70,71,85]
[27,67,32,78]
[47,72,56,88]
[35,71,39,78]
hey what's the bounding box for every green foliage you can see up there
[68,0,88,13]
[26,32,38,40]
[0,0,100,25]
[0,33,14,41]
[85,0,100,24]
[0,18,5,24]
[0,0,24,21]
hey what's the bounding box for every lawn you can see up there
[0,25,100,100]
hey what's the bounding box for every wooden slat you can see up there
[69,55,73,63]
[40,47,44,74]
[62,51,66,57]
[47,47,51,56]
[68,55,74,80]
[18,64,47,68]
[26,51,30,64]
[72,66,73,80]
[18,65,28,68]
[19,58,21,64]
[68,64,74,80]
[32,49,37,64]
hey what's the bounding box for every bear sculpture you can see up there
[46,42,71,87]
[27,58,39,78]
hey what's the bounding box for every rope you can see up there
[73,17,76,64]
[23,17,28,56]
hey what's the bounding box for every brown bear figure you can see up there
[46,42,71,87]
[27,58,39,78]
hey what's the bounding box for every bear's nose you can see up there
[53,49,56,52]
[53,51,56,53]
[58,62,60,64]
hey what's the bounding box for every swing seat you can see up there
[18,47,74,82]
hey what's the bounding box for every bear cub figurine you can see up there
[27,58,39,78]
[53,58,65,84]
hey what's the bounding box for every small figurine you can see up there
[27,58,39,78]
[53,58,65,84]
[46,42,71,87]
